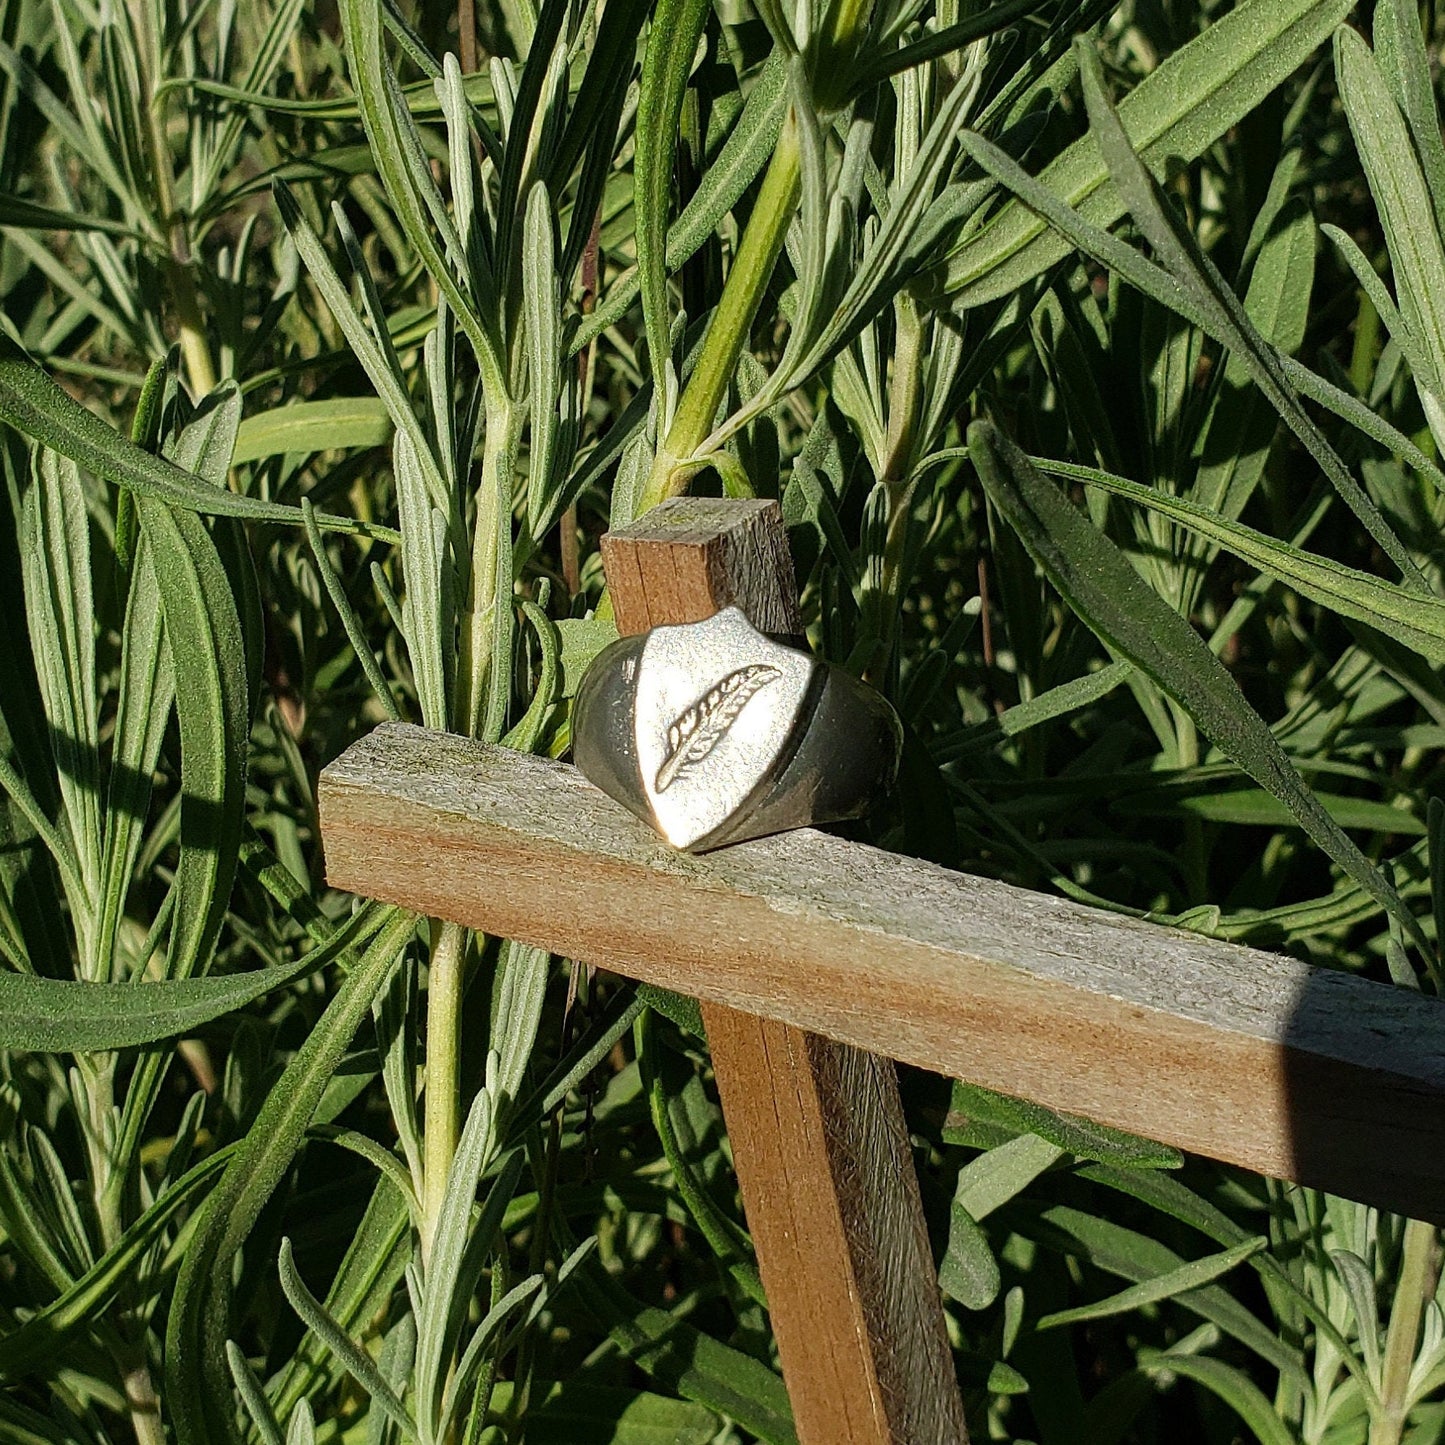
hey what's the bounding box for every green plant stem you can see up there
[1372,1217,1439,1445]
[167,253,218,400]
[867,297,926,680]
[81,1048,167,1445]
[458,395,516,736]
[121,1355,165,1445]
[881,296,924,486]
[132,0,215,397]
[421,921,467,1266]
[639,114,802,512]
[1171,706,1209,901]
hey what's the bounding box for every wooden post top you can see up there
[601,497,802,635]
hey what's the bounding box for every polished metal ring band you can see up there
[573,606,903,851]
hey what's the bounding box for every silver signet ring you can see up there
[572,606,903,851]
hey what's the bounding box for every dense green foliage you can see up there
[0,0,1443,1438]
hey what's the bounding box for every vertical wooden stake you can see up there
[602,497,968,1445]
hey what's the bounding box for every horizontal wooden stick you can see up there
[321,723,1445,1224]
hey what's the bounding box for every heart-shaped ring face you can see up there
[573,606,902,852]
[633,608,814,848]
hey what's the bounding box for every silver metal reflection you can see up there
[573,606,903,851]
[634,608,813,848]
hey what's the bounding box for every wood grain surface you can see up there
[321,726,1445,1225]
[603,496,967,1445]
[598,497,801,636]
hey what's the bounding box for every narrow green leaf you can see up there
[415,1088,496,1434]
[0,903,383,1052]
[278,1238,418,1440]
[285,1400,316,1445]
[514,988,648,1131]
[947,1078,1182,1168]
[231,399,394,466]
[1073,39,1424,589]
[0,335,395,539]
[941,657,1134,759]
[302,499,401,722]
[633,0,714,422]
[1323,223,1428,392]
[953,1134,1065,1222]
[226,1343,286,1445]
[1117,786,1426,836]
[238,829,344,949]
[269,1178,412,1424]
[490,937,552,1104]
[1040,1236,1267,1329]
[1042,458,1445,663]
[0,196,138,235]
[1030,1204,1308,1388]
[943,0,1356,306]
[134,494,248,981]
[437,52,492,249]
[0,1146,233,1380]
[939,1201,1001,1309]
[22,448,101,914]
[94,537,172,981]
[1139,1354,1297,1445]
[969,419,1425,954]
[165,908,415,1445]
[159,66,498,123]
[1330,1248,1382,1376]
[394,431,452,728]
[26,1127,92,1277]
[523,182,562,539]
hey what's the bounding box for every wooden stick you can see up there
[321,727,1445,1225]
[601,497,967,1445]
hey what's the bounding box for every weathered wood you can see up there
[598,497,800,636]
[603,496,967,1445]
[321,726,1445,1224]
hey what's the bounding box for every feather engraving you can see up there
[654,664,782,792]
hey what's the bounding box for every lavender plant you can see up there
[0,0,1441,1438]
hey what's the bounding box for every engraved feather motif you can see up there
[654,664,782,792]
